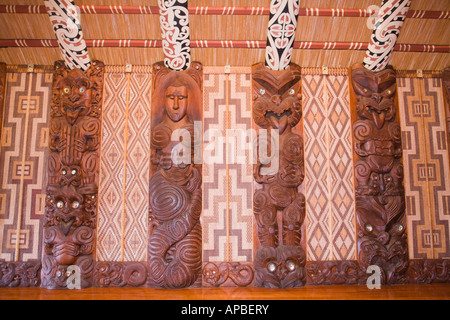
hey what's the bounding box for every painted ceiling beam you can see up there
[1,5,448,19]
[265,0,300,70]
[1,39,448,54]
[363,0,412,72]
[44,0,91,70]
[158,0,191,71]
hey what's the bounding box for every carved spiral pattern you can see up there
[149,171,189,222]
[388,122,402,143]
[72,226,95,254]
[148,167,202,289]
[282,133,303,163]
[353,120,373,142]
[151,123,172,150]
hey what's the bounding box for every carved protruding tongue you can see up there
[60,217,75,236]
[373,112,385,129]
[65,106,82,125]
[269,115,288,134]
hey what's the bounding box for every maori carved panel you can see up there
[306,261,361,285]
[408,259,450,284]
[252,62,306,288]
[350,64,408,284]
[0,261,41,287]
[202,262,254,287]
[148,61,202,288]
[93,262,148,287]
[42,60,104,289]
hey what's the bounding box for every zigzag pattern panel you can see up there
[227,73,253,262]
[0,71,51,262]
[202,71,254,262]
[96,72,151,261]
[202,73,227,262]
[421,77,450,259]
[398,77,450,259]
[302,74,356,261]
[398,77,432,259]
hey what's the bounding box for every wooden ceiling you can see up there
[0,0,449,70]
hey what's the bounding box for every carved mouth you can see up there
[265,109,292,120]
[64,104,85,114]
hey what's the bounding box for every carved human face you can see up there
[203,262,221,286]
[351,66,396,129]
[46,185,85,236]
[254,245,305,288]
[252,65,302,135]
[165,85,188,122]
[58,69,92,125]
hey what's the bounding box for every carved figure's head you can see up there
[252,64,302,135]
[57,68,92,125]
[254,245,305,288]
[351,65,397,129]
[203,262,221,286]
[46,185,86,236]
[164,77,190,122]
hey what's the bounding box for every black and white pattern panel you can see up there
[158,0,191,71]
[363,0,412,72]
[265,0,300,71]
[44,0,91,71]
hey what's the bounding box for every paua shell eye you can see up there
[289,89,295,95]
[63,87,70,94]
[267,262,276,273]
[56,201,64,209]
[71,201,80,209]
[259,88,265,95]
[286,260,296,271]
[79,87,86,93]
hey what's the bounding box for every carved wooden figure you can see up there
[42,60,104,289]
[202,262,254,287]
[148,62,203,288]
[93,262,148,287]
[251,62,306,288]
[349,64,408,284]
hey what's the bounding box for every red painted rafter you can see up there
[1,39,448,53]
[0,5,449,19]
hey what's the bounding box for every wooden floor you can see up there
[0,283,449,300]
